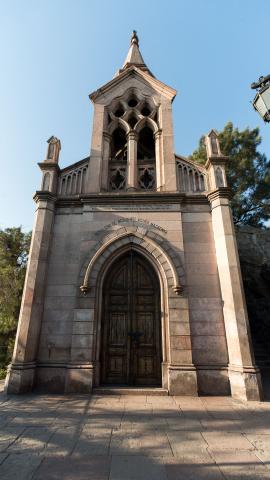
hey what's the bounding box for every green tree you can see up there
[191,122,270,227]
[0,227,31,377]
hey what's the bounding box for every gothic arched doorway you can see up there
[100,250,162,386]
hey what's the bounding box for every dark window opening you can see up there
[139,168,155,189]
[128,97,138,108]
[141,104,151,116]
[128,116,137,129]
[111,128,127,161]
[114,107,125,118]
[137,127,155,162]
[110,169,125,190]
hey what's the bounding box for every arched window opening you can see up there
[109,127,127,191]
[128,116,138,129]
[114,106,125,118]
[110,128,127,162]
[137,127,156,190]
[141,103,151,117]
[137,127,155,162]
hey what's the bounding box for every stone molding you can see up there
[33,191,57,204]
[80,228,184,296]
[207,187,233,203]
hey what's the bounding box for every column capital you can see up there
[207,187,232,204]
[103,131,112,142]
[127,130,138,141]
[154,129,162,139]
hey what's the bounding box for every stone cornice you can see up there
[205,156,229,169]
[38,162,60,172]
[89,66,176,102]
[207,187,232,203]
[54,191,210,207]
[33,191,57,204]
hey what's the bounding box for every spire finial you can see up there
[131,30,139,46]
[116,30,154,77]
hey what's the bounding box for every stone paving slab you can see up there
[0,387,270,479]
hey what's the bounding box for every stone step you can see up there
[93,387,169,396]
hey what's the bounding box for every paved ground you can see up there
[1,382,270,479]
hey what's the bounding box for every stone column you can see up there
[208,188,263,401]
[155,129,164,191]
[101,132,111,191]
[127,131,137,190]
[5,192,56,393]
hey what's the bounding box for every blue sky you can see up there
[1,0,270,230]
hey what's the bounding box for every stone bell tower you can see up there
[87,30,177,194]
[6,32,263,401]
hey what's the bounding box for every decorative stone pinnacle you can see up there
[131,30,139,45]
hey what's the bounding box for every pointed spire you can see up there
[117,31,154,77]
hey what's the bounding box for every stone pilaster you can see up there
[5,192,56,393]
[208,188,263,401]
[101,132,111,190]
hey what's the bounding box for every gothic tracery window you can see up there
[105,90,158,191]
[137,126,156,190]
[109,127,127,190]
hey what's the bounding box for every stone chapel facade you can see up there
[6,32,263,400]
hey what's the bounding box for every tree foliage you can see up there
[0,227,31,373]
[191,122,270,227]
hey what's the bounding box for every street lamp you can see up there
[251,74,270,122]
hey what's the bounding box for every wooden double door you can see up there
[101,251,162,386]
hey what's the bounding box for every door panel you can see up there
[101,251,162,386]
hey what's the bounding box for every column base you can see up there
[168,364,198,396]
[65,363,94,393]
[228,365,263,401]
[5,362,36,394]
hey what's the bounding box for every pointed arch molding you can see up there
[80,228,184,295]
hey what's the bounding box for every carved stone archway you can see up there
[74,228,198,394]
